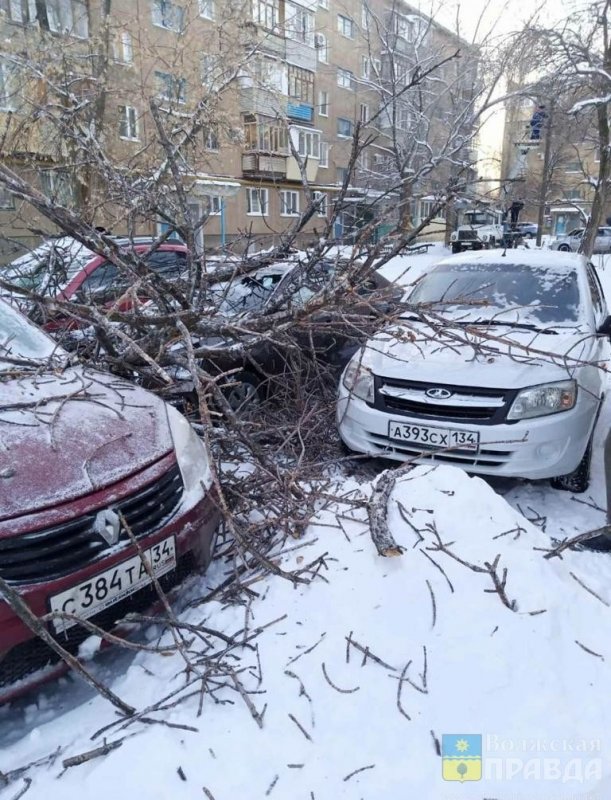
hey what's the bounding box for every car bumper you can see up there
[0,487,220,703]
[337,385,597,480]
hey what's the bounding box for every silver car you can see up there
[337,251,610,493]
[551,227,611,254]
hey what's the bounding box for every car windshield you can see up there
[407,261,581,325]
[463,213,493,226]
[2,239,93,294]
[0,299,61,371]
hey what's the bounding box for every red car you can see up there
[0,296,220,702]
[2,236,189,333]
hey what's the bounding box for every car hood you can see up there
[0,367,173,522]
[361,321,594,388]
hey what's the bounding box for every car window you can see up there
[0,299,59,370]
[144,250,187,279]
[408,262,581,325]
[586,263,604,317]
[220,274,282,314]
[78,261,121,293]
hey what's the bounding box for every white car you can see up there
[337,251,610,491]
[550,227,611,254]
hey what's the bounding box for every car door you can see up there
[585,262,609,397]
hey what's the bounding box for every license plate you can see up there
[388,420,480,450]
[49,537,176,634]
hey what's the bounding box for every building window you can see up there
[336,166,349,183]
[119,106,139,140]
[40,0,89,37]
[113,31,133,64]
[288,65,314,105]
[419,199,443,220]
[296,128,320,158]
[280,190,299,216]
[360,103,369,123]
[318,0,328,8]
[318,90,329,117]
[156,71,186,104]
[205,194,222,215]
[337,68,354,89]
[395,14,415,41]
[313,191,328,216]
[0,184,13,209]
[360,55,370,79]
[0,58,19,111]
[0,0,30,23]
[337,117,354,138]
[319,141,329,167]
[337,13,355,38]
[566,188,582,200]
[40,170,75,206]
[204,127,220,150]
[244,115,288,153]
[315,32,328,63]
[397,106,410,130]
[565,161,581,173]
[199,0,214,19]
[247,187,268,215]
[253,0,280,31]
[361,2,369,29]
[152,0,184,32]
[286,2,314,45]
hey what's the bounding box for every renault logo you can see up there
[93,508,122,546]
[426,387,453,400]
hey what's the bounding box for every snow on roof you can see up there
[435,248,586,271]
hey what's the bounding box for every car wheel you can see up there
[550,438,592,494]
[451,243,462,254]
[558,243,571,252]
[222,371,262,415]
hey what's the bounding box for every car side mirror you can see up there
[597,316,611,336]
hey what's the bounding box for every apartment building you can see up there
[0,0,479,256]
[501,90,605,234]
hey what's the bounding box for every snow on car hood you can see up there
[0,367,173,522]
[361,320,595,388]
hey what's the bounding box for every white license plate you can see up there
[388,420,480,449]
[49,537,176,634]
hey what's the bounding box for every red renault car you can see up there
[0,296,220,702]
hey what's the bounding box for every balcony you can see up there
[287,102,314,123]
[242,152,288,179]
[240,87,283,117]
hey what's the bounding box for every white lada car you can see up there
[337,251,610,492]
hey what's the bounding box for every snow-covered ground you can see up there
[2,244,611,800]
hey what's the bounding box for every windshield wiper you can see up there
[461,319,558,335]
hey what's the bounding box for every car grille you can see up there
[363,431,515,469]
[458,230,478,241]
[0,464,184,584]
[374,377,514,424]
[0,554,194,691]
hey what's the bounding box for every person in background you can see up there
[530,105,547,140]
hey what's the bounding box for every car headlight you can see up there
[166,405,213,494]
[342,357,374,403]
[507,380,577,421]
[481,234,489,242]
[450,232,457,241]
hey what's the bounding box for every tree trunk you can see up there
[581,105,610,257]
